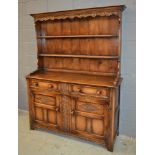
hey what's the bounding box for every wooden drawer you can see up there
[71,84,109,98]
[30,79,58,91]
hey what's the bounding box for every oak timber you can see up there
[26,5,125,152]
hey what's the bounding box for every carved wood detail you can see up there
[61,95,70,131]
[35,95,55,103]
[34,11,119,22]
[79,103,99,112]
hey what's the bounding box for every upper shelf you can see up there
[37,34,118,39]
[38,53,119,59]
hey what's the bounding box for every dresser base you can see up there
[30,122,117,152]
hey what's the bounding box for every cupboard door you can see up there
[70,97,107,141]
[31,92,62,130]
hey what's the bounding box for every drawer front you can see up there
[30,80,109,99]
[71,84,109,98]
[30,79,58,91]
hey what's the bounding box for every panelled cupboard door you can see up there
[70,97,107,142]
[31,92,62,130]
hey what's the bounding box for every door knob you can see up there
[71,110,75,115]
[55,107,60,112]
[96,90,101,95]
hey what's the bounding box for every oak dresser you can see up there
[26,5,126,151]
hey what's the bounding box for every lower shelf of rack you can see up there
[38,54,119,59]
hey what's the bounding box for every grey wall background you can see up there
[19,0,136,137]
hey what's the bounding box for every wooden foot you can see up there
[117,130,119,136]
[107,145,114,152]
[30,124,35,130]
[105,140,114,152]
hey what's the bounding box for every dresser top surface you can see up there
[27,70,121,87]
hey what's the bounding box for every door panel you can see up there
[75,115,87,131]
[47,110,56,124]
[76,101,104,115]
[35,107,44,121]
[31,92,62,129]
[92,119,104,135]
[71,97,106,140]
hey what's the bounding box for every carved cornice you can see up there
[34,11,119,22]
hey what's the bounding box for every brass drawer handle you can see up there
[48,84,54,89]
[34,82,38,87]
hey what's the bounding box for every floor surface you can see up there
[19,110,136,155]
